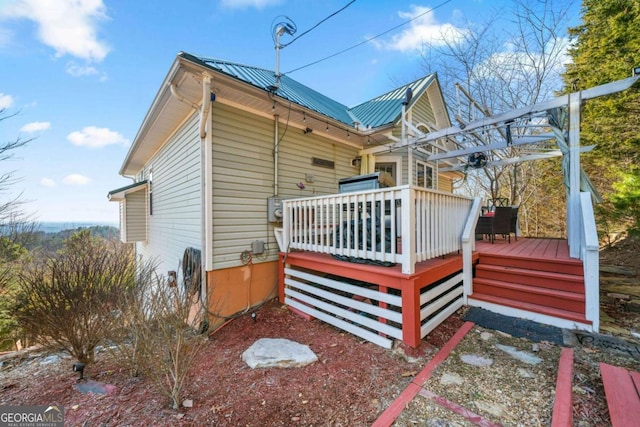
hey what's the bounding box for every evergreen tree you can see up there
[563,0,640,236]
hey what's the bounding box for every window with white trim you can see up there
[415,160,436,189]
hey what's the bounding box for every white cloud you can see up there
[0,0,110,62]
[21,121,50,133]
[65,62,108,80]
[380,5,469,53]
[40,178,56,187]
[67,126,129,148]
[66,62,98,76]
[219,0,282,9]
[63,174,91,185]
[0,93,14,109]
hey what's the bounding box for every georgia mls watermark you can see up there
[0,405,64,427]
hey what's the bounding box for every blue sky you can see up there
[0,0,580,224]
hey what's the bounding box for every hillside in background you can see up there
[27,224,120,253]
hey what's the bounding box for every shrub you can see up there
[110,256,208,409]
[13,230,135,363]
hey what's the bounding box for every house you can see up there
[107,51,459,335]
[110,50,637,348]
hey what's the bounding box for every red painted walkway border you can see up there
[551,347,574,427]
[600,362,640,427]
[372,321,475,427]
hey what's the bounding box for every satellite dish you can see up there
[402,87,413,106]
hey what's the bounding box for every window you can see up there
[416,160,435,189]
[148,169,153,216]
[375,162,396,185]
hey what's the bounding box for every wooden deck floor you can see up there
[475,237,573,260]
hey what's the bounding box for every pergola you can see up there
[364,72,640,258]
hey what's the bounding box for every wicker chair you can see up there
[492,207,513,243]
[475,216,495,242]
[510,206,519,241]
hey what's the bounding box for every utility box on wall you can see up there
[267,196,284,222]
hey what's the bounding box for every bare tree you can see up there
[0,109,32,223]
[421,0,576,235]
[110,254,208,410]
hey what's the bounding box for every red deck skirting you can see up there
[372,321,475,427]
[551,347,574,427]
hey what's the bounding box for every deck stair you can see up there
[469,250,589,325]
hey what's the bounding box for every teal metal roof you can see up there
[181,52,436,129]
[182,53,354,125]
[348,75,436,128]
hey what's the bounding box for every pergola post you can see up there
[568,91,582,258]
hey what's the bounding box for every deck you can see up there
[279,250,474,348]
[470,237,590,329]
[475,236,575,260]
[280,237,590,348]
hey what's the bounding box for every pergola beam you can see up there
[409,74,640,148]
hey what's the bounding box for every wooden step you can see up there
[468,293,590,325]
[475,264,584,293]
[479,253,583,276]
[473,277,585,314]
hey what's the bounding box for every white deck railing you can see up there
[578,192,600,332]
[281,185,473,274]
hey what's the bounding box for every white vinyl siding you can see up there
[411,94,437,127]
[210,102,359,269]
[135,113,202,273]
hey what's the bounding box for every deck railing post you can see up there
[282,200,291,253]
[461,197,482,304]
[401,187,416,274]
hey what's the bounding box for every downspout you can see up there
[402,104,413,185]
[170,83,200,111]
[273,114,279,196]
[169,77,213,311]
[200,74,214,279]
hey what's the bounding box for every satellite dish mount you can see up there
[271,16,297,91]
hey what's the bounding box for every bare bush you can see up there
[110,256,208,409]
[13,230,135,363]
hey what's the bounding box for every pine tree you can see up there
[563,0,640,236]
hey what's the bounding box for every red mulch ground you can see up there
[2,236,638,426]
[0,300,463,426]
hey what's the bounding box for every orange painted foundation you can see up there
[205,260,278,329]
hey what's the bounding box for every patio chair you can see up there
[492,206,513,243]
[510,206,519,241]
[475,216,494,242]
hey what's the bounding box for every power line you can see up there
[282,0,356,48]
[284,0,452,75]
